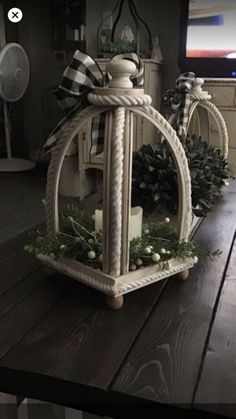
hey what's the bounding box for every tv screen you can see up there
[179,0,236,77]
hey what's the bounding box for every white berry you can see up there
[165,217,170,223]
[193,256,198,263]
[130,264,137,271]
[160,248,166,254]
[144,229,150,235]
[136,258,143,266]
[60,244,66,250]
[152,253,160,262]
[98,254,103,262]
[88,250,96,259]
[144,246,151,254]
[166,250,171,255]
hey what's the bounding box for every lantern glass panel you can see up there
[56,126,105,273]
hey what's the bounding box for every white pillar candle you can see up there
[128,206,143,240]
[94,209,103,233]
[94,206,143,240]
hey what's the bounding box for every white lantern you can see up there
[39,56,197,310]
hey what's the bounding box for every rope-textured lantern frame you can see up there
[168,78,229,159]
[39,57,197,310]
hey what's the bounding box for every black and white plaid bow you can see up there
[162,72,196,139]
[43,50,144,155]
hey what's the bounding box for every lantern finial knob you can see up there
[192,77,211,99]
[192,78,204,93]
[106,56,137,89]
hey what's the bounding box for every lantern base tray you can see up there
[38,254,196,300]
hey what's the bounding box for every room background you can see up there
[0,0,181,161]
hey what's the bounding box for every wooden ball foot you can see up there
[106,295,124,310]
[43,265,56,277]
[176,269,189,281]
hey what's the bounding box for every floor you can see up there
[0,169,46,244]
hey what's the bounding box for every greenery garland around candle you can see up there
[25,205,220,273]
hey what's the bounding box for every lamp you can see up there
[97,0,152,58]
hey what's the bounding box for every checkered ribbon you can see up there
[43,50,144,155]
[162,72,196,139]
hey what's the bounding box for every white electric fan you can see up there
[0,42,35,171]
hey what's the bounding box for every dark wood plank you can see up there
[0,276,167,396]
[0,171,46,244]
[110,183,236,405]
[0,226,43,263]
[0,268,71,359]
[0,192,101,263]
[0,249,41,297]
[194,241,236,417]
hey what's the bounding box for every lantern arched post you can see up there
[45,106,111,235]
[41,56,198,310]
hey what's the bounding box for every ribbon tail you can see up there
[176,93,193,139]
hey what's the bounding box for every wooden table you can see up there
[0,183,236,418]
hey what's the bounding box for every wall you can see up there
[16,0,64,159]
[0,0,24,156]
[3,0,64,159]
[2,0,181,158]
[137,0,181,91]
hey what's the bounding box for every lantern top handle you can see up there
[106,56,137,89]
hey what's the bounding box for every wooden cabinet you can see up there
[203,79,236,172]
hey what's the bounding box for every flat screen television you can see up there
[178,0,236,77]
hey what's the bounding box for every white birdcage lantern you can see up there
[166,77,228,159]
[39,56,198,310]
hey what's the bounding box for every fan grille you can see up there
[0,43,30,102]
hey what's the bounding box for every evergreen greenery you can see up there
[132,135,232,217]
[101,39,136,54]
[25,206,210,272]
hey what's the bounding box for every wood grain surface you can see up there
[194,241,236,417]
[111,184,236,405]
[0,277,167,391]
[0,182,235,418]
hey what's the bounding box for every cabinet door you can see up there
[204,85,236,108]
[206,108,236,172]
[135,62,161,149]
[188,106,210,143]
[202,81,236,173]
[219,109,236,173]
